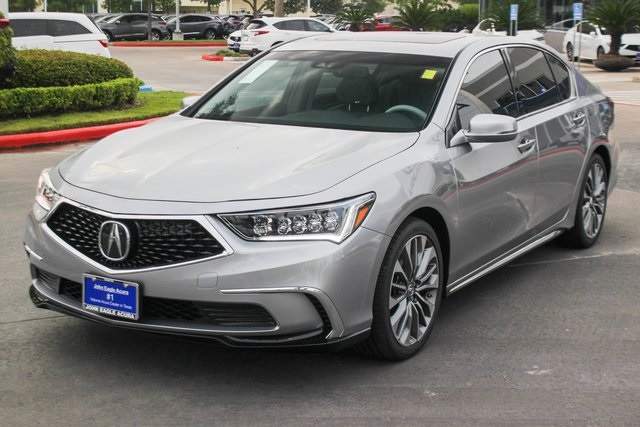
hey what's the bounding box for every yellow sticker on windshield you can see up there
[421,69,437,80]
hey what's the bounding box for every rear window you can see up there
[50,20,91,36]
[246,20,266,30]
[187,50,451,133]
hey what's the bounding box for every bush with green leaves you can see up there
[588,0,640,56]
[0,77,142,119]
[485,0,544,35]
[6,50,134,89]
[0,11,17,89]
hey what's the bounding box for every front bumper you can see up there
[25,201,389,347]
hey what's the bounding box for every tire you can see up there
[560,154,608,249]
[359,218,444,360]
[104,31,113,42]
[566,43,574,61]
[151,29,161,41]
[204,29,217,40]
[597,46,605,59]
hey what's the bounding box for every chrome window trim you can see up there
[42,197,234,275]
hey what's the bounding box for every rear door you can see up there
[507,47,589,232]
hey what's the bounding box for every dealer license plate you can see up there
[83,274,139,320]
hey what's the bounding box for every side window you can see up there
[49,20,91,36]
[456,50,516,130]
[10,19,48,37]
[306,20,331,32]
[276,20,306,31]
[508,47,561,115]
[546,54,571,101]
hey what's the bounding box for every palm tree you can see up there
[336,3,374,32]
[588,0,640,56]
[396,0,444,31]
[485,0,544,36]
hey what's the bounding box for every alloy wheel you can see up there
[581,162,607,239]
[388,234,439,347]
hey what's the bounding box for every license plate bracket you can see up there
[83,274,139,321]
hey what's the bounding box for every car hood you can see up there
[58,116,418,203]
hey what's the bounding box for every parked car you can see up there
[367,15,409,31]
[226,29,241,52]
[26,32,617,360]
[563,21,640,61]
[240,17,333,55]
[166,14,224,40]
[473,19,546,44]
[98,13,169,42]
[544,18,574,52]
[9,12,110,57]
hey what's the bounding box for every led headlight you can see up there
[33,168,60,221]
[219,193,375,243]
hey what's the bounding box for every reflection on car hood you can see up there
[58,115,418,203]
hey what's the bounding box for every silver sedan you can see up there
[25,32,618,360]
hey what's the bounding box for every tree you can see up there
[311,0,342,15]
[242,0,267,17]
[46,0,96,12]
[588,0,640,56]
[201,0,223,13]
[0,11,17,88]
[155,0,175,14]
[102,0,133,13]
[264,0,306,15]
[485,0,544,35]
[9,0,40,11]
[396,0,449,31]
[442,3,478,32]
[336,3,374,31]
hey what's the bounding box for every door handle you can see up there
[573,111,587,127]
[517,137,536,153]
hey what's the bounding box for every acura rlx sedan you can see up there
[26,32,617,360]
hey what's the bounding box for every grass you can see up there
[114,39,227,45]
[0,91,189,135]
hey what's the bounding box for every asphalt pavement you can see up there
[0,47,639,426]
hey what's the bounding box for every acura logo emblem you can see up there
[99,221,131,262]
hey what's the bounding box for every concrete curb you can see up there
[113,41,226,47]
[0,118,158,150]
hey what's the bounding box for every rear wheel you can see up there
[360,218,443,360]
[560,154,608,248]
[597,46,605,58]
[104,31,113,42]
[204,29,217,40]
[151,29,161,41]
[566,43,575,60]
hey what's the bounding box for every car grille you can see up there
[57,278,276,328]
[47,203,225,270]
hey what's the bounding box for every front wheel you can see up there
[560,154,608,248]
[151,29,161,41]
[204,29,217,40]
[360,218,443,360]
[597,46,605,59]
[566,43,575,61]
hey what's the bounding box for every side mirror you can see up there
[450,114,518,147]
[181,95,200,110]
[115,20,121,25]
[589,31,596,37]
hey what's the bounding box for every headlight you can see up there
[33,168,60,221]
[219,193,375,243]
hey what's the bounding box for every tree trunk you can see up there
[147,0,153,41]
[609,31,622,56]
[274,0,284,17]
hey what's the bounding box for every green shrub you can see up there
[7,50,133,89]
[0,77,142,119]
[0,11,17,88]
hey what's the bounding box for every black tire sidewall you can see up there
[570,154,608,248]
[370,218,444,360]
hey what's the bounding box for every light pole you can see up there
[173,0,183,40]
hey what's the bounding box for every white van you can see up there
[9,12,111,58]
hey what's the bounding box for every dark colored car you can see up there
[98,13,169,42]
[166,14,224,40]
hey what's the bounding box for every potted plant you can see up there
[589,0,640,71]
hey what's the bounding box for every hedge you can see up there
[0,77,142,119]
[7,50,133,89]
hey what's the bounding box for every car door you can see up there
[448,49,539,276]
[507,47,589,232]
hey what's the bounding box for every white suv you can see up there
[240,17,332,55]
[9,12,111,58]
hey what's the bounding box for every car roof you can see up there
[8,12,93,22]
[276,32,550,59]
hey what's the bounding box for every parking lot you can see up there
[1,47,639,425]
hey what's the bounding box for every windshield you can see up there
[187,51,451,132]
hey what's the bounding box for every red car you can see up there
[369,16,408,31]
